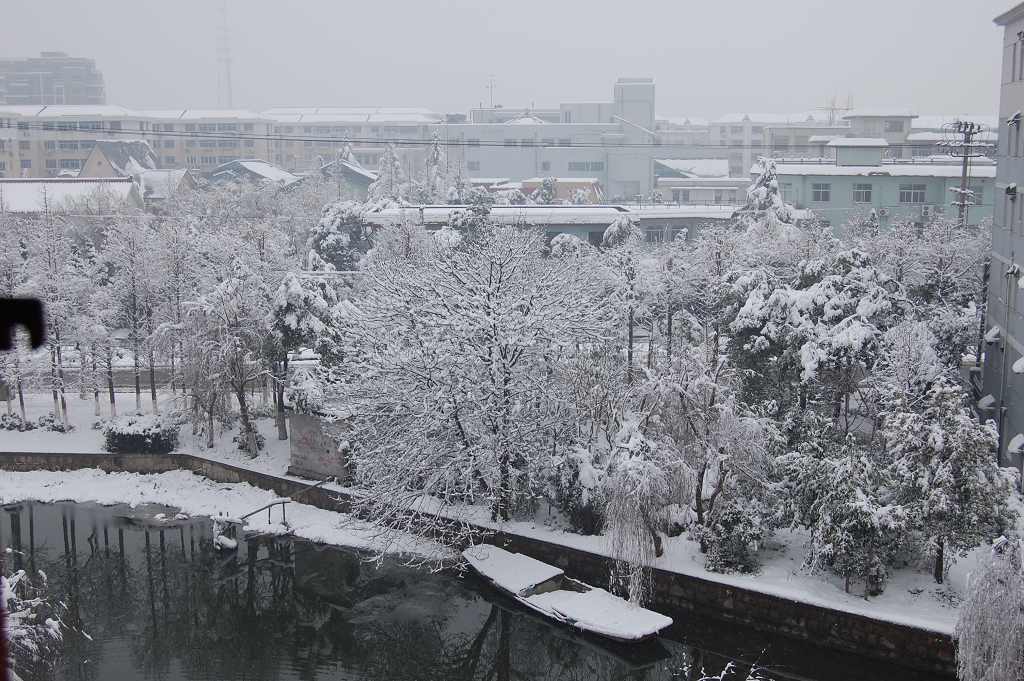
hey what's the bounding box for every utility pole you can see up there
[948,120,990,229]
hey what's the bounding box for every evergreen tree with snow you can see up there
[367,143,405,206]
[736,157,796,238]
[310,200,373,271]
[885,377,1014,583]
[531,176,558,205]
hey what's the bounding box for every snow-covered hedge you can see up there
[102,414,179,454]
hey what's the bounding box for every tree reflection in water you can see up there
[0,501,949,681]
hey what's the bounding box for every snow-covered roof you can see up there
[827,138,889,148]
[978,394,996,409]
[628,205,737,219]
[469,177,511,186]
[462,545,563,595]
[1009,433,1024,454]
[505,115,548,125]
[912,114,998,131]
[906,131,998,143]
[92,140,159,176]
[367,204,629,226]
[771,162,996,179]
[260,106,443,124]
[139,169,193,200]
[655,158,730,178]
[985,326,1001,343]
[520,177,601,184]
[808,135,844,143]
[210,159,302,187]
[0,178,136,213]
[842,109,918,119]
[714,112,821,124]
[657,115,710,127]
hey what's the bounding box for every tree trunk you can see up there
[79,345,88,399]
[666,307,673,360]
[169,347,176,395]
[106,349,116,418]
[206,397,215,448]
[17,378,25,421]
[133,339,142,413]
[236,387,258,456]
[49,346,61,422]
[92,349,100,417]
[276,358,288,441]
[694,463,707,553]
[626,306,635,384]
[55,339,69,430]
[148,349,158,415]
[934,537,945,584]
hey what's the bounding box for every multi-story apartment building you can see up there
[771,138,994,229]
[708,113,838,177]
[260,106,443,175]
[0,105,272,177]
[439,78,662,199]
[982,2,1024,472]
[0,52,105,106]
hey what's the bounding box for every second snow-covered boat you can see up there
[462,544,673,642]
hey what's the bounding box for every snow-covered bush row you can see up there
[103,414,180,453]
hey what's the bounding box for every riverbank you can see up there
[0,451,960,675]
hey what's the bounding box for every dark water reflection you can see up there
[0,502,948,681]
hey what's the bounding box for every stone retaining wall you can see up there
[0,450,955,676]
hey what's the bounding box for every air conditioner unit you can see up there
[878,208,889,217]
[921,206,932,218]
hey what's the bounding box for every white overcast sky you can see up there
[2,0,1013,117]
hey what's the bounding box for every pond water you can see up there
[0,501,948,681]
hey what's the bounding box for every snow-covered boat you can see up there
[461,544,673,642]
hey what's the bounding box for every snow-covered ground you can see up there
[0,391,1008,637]
[2,392,290,475]
[0,468,446,560]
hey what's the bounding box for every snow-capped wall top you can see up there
[826,138,889,148]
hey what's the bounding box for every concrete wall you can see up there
[287,412,351,483]
[0,449,956,675]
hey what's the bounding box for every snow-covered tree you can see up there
[736,157,796,238]
[885,378,1014,583]
[547,233,592,259]
[310,200,373,271]
[956,536,1024,681]
[342,227,606,554]
[601,216,649,384]
[531,177,558,205]
[367,143,405,206]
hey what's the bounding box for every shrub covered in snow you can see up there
[103,414,179,454]
[553,447,607,535]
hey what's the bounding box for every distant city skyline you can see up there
[1,0,1010,117]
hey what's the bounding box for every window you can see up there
[185,123,197,132]
[198,124,216,133]
[163,140,175,148]
[186,140,196,148]
[853,183,872,203]
[567,161,604,172]
[714,189,724,204]
[899,183,926,204]
[199,139,218,148]
[218,123,237,131]
[59,158,81,169]
[164,156,176,165]
[17,122,28,131]
[200,156,217,165]
[542,138,554,146]
[58,140,78,151]
[186,155,198,166]
[503,139,517,147]
[80,121,102,131]
[45,159,57,169]
[751,126,763,134]
[244,139,255,148]
[42,122,54,131]
[56,121,76,131]
[780,182,794,203]
[730,125,743,134]
[674,189,690,203]
[243,123,254,132]
[467,161,480,171]
[163,123,175,132]
[884,120,905,133]
[558,138,572,146]
[18,141,29,151]
[109,121,122,131]
[79,140,94,150]
[44,141,56,151]
[20,159,31,170]
[811,183,831,202]
[541,161,550,171]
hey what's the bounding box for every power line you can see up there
[0,119,998,152]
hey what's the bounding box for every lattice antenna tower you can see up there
[216,0,234,108]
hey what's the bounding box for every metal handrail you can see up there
[240,500,290,524]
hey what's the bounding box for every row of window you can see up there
[1009,38,1024,83]
[185,155,239,166]
[808,182,930,204]
[464,160,605,173]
